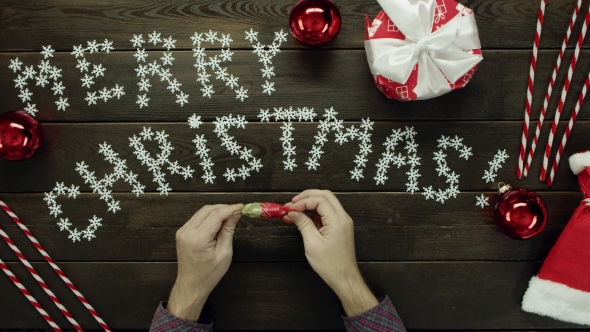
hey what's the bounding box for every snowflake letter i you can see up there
[132,32,189,108]
[10,45,69,115]
[72,39,125,106]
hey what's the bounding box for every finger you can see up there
[289,196,339,225]
[185,205,218,229]
[216,214,242,251]
[200,204,244,236]
[287,211,320,242]
[292,189,343,209]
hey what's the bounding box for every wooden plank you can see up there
[2,49,590,122]
[0,0,588,50]
[0,121,585,192]
[0,192,579,262]
[0,262,583,330]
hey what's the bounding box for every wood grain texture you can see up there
[2,49,590,122]
[0,262,584,330]
[0,0,589,50]
[0,192,580,262]
[0,121,585,192]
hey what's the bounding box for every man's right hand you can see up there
[284,190,379,317]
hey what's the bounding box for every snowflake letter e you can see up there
[374,126,421,194]
[422,135,472,204]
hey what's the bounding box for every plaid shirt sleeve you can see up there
[149,302,213,332]
[342,296,406,332]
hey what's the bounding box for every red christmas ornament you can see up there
[494,183,548,240]
[289,0,342,47]
[0,110,43,161]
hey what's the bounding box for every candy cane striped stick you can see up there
[523,0,582,177]
[0,200,111,332]
[517,0,547,179]
[0,225,82,331]
[547,71,590,186]
[541,8,590,181]
[0,257,61,331]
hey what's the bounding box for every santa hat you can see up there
[521,151,590,326]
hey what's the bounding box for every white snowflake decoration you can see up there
[45,128,193,242]
[191,30,247,100]
[422,135,471,204]
[482,149,509,183]
[258,106,316,171]
[211,114,262,182]
[9,46,68,115]
[374,127,421,194]
[476,194,489,209]
[73,39,124,106]
[245,29,288,95]
[132,32,188,108]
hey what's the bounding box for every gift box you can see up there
[365,0,483,101]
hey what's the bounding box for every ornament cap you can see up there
[498,182,512,194]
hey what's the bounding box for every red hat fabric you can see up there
[521,151,590,325]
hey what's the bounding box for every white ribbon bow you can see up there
[365,0,483,100]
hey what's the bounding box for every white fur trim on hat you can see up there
[522,276,590,326]
[569,151,590,175]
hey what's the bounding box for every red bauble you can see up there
[0,110,43,161]
[289,0,342,47]
[494,184,548,240]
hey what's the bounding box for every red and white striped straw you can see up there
[0,225,83,331]
[541,8,590,181]
[517,0,547,179]
[0,199,111,332]
[0,257,61,331]
[547,70,590,186]
[523,0,582,177]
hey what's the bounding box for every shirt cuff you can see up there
[149,302,213,332]
[342,296,406,332]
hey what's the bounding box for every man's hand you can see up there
[167,204,243,321]
[284,190,378,317]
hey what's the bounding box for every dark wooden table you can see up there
[1,0,590,330]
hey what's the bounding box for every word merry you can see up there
[9,29,288,115]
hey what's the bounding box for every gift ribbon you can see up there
[365,0,482,100]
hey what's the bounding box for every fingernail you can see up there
[287,211,299,220]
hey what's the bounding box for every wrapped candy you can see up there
[365,0,483,101]
[233,202,290,219]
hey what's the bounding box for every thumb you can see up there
[287,211,320,240]
[217,214,241,250]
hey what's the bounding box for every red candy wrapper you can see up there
[365,0,483,101]
[237,202,290,219]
